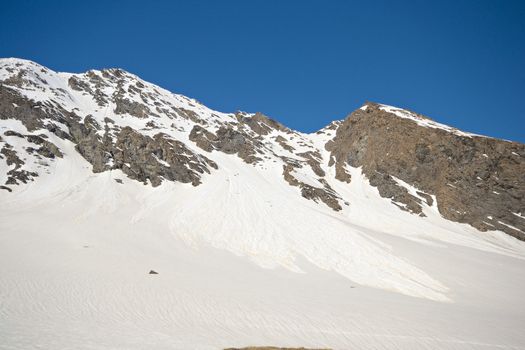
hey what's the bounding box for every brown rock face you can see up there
[326,102,525,240]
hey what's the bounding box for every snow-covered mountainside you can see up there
[1,58,525,350]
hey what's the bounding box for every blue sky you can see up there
[1,0,524,142]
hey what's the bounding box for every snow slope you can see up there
[1,58,525,349]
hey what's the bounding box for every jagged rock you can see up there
[189,125,216,152]
[367,171,424,215]
[275,135,295,152]
[175,107,208,125]
[114,96,152,118]
[326,102,525,239]
[297,151,325,177]
[190,124,263,164]
[240,112,287,136]
[26,135,63,159]
[113,128,217,186]
[0,85,47,131]
[68,75,92,93]
[282,163,342,211]
[69,115,110,172]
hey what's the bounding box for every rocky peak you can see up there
[327,102,525,240]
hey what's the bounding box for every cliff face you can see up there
[0,58,524,240]
[326,103,525,240]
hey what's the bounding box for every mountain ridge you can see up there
[2,56,514,139]
[0,57,524,240]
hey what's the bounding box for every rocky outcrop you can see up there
[0,62,219,189]
[0,143,38,185]
[190,124,263,164]
[0,86,64,188]
[297,151,325,177]
[326,102,525,239]
[275,135,295,152]
[114,128,217,186]
[282,161,342,211]
[238,112,288,136]
[69,119,217,186]
[0,85,49,131]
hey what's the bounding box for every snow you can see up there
[498,221,525,234]
[513,212,525,219]
[290,167,325,188]
[152,154,170,167]
[378,104,488,138]
[1,58,525,350]
[2,155,525,349]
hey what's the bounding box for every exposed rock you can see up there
[0,185,12,192]
[240,112,287,136]
[282,162,342,211]
[4,130,24,138]
[297,151,325,177]
[367,171,425,216]
[189,125,216,152]
[26,135,63,159]
[68,75,92,93]
[1,144,24,168]
[416,191,434,206]
[69,74,108,106]
[69,115,110,172]
[215,127,262,164]
[113,128,217,186]
[326,102,525,239]
[114,95,152,118]
[0,85,47,131]
[1,143,38,185]
[334,162,351,183]
[190,124,263,164]
[275,135,295,152]
[175,107,208,125]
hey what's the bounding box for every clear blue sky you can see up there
[1,0,524,142]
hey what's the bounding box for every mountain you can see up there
[1,58,524,350]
